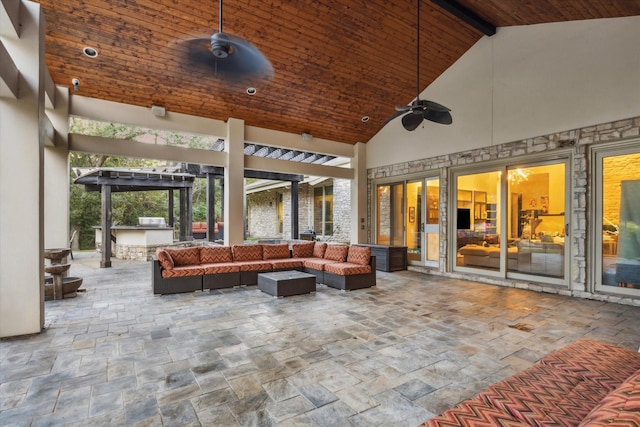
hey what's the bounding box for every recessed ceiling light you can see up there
[246,87,257,95]
[83,46,98,58]
[361,116,370,122]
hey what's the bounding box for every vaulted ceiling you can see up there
[38,0,640,145]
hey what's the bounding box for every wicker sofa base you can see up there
[203,272,240,290]
[152,261,203,294]
[303,267,324,284]
[324,271,377,291]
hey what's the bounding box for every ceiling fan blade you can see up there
[401,112,423,131]
[424,109,453,125]
[417,99,451,112]
[383,110,406,125]
[178,33,273,82]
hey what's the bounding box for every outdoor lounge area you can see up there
[2,2,640,426]
[1,253,639,426]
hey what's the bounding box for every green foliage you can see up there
[68,118,221,249]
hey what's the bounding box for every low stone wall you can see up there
[97,241,209,261]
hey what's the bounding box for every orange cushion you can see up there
[303,258,339,271]
[292,241,315,258]
[232,244,263,261]
[235,260,272,272]
[263,244,290,260]
[165,247,200,266]
[156,249,174,270]
[202,262,239,274]
[200,245,233,263]
[270,259,304,270]
[313,242,327,258]
[161,266,204,278]
[325,263,372,275]
[347,246,371,266]
[324,245,349,262]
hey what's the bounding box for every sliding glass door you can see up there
[376,177,440,267]
[593,143,640,296]
[454,160,568,283]
[376,183,404,246]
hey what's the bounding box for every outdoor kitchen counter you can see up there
[94,226,175,260]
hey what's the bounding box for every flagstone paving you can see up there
[1,252,639,426]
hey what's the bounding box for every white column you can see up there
[350,142,368,244]
[224,118,245,245]
[0,0,45,337]
[44,85,70,249]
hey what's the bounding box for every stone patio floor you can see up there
[1,252,639,426]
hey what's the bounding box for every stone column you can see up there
[224,118,245,245]
[44,85,70,249]
[351,142,368,243]
[0,1,46,337]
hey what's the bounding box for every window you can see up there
[376,183,404,246]
[454,161,567,281]
[455,171,501,269]
[507,163,566,279]
[277,193,283,234]
[594,145,640,296]
[314,185,333,236]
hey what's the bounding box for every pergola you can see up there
[74,165,305,267]
[73,167,196,267]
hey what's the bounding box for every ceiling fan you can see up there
[385,0,452,131]
[178,0,273,82]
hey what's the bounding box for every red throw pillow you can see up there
[263,244,290,260]
[292,242,315,258]
[313,242,327,258]
[200,245,233,263]
[156,249,174,269]
[347,246,371,265]
[324,245,349,262]
[232,244,263,261]
[165,247,200,266]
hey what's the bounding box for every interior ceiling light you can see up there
[361,116,370,122]
[83,47,98,58]
[246,87,257,95]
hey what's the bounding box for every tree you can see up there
[69,118,216,249]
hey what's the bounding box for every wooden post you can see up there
[179,187,193,241]
[207,174,216,241]
[100,184,112,268]
[168,189,174,227]
[291,181,299,240]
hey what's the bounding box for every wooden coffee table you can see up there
[257,270,316,297]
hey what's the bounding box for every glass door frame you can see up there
[591,139,640,297]
[450,156,571,287]
[372,174,441,268]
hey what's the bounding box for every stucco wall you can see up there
[367,16,640,168]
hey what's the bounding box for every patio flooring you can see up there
[1,252,639,426]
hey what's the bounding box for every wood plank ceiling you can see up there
[38,0,640,145]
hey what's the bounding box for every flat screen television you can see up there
[457,208,471,230]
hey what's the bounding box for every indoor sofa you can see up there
[152,242,376,294]
[458,244,518,269]
[420,339,640,426]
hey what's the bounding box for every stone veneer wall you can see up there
[246,190,279,238]
[367,116,640,305]
[246,179,351,242]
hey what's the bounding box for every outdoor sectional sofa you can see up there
[152,241,376,294]
[421,339,640,426]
